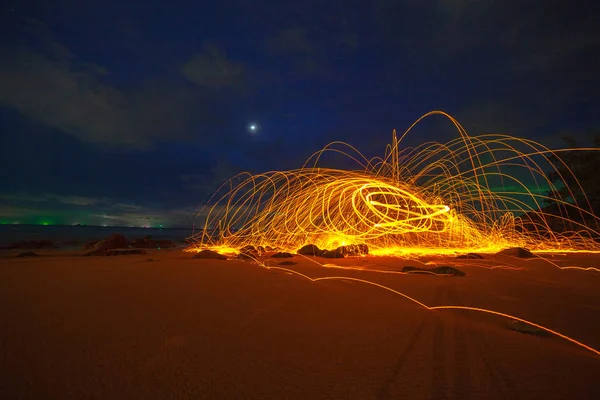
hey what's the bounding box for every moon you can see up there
[248,122,259,135]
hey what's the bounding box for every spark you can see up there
[190,111,600,256]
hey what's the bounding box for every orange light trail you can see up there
[189,111,600,257]
[184,111,600,357]
[263,262,600,357]
[196,248,600,357]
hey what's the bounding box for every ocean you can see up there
[0,225,194,249]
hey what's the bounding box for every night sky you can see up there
[1,1,599,227]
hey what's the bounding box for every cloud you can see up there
[0,205,38,218]
[42,193,101,206]
[0,47,202,147]
[182,42,246,88]
[454,100,549,137]
[113,203,146,211]
[432,0,600,75]
[267,28,314,55]
[266,28,321,75]
[0,193,46,203]
[0,192,103,206]
[508,16,600,74]
[81,205,200,228]
[181,160,244,196]
[264,20,359,78]
[417,1,600,137]
[0,21,222,148]
[0,190,198,227]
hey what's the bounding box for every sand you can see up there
[1,249,599,399]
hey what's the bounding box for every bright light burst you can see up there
[190,111,600,256]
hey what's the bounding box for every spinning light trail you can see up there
[190,111,600,256]
[185,112,600,357]
[255,256,600,357]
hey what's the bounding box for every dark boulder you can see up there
[192,249,227,260]
[84,240,100,250]
[237,252,258,261]
[278,261,297,266]
[238,245,259,260]
[102,233,129,249]
[456,253,484,259]
[429,266,466,276]
[84,233,130,256]
[92,234,129,250]
[297,244,324,256]
[16,251,40,257]
[508,320,547,336]
[401,266,422,273]
[336,244,369,256]
[240,245,258,254]
[130,236,175,249]
[321,249,345,258]
[401,265,465,276]
[496,247,535,258]
[106,249,147,256]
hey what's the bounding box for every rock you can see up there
[240,245,258,254]
[496,247,535,258]
[130,237,175,249]
[84,240,100,250]
[92,234,129,251]
[106,248,147,256]
[456,253,484,259]
[84,233,130,256]
[297,244,324,256]
[321,249,345,258]
[237,252,257,261]
[401,266,429,274]
[102,233,129,248]
[401,265,465,276]
[429,266,466,276]
[508,320,547,336]
[192,249,227,260]
[16,251,40,257]
[238,245,259,260]
[336,244,369,256]
[271,252,294,258]
[278,261,297,266]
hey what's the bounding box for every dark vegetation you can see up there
[545,135,600,221]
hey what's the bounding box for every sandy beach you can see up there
[1,249,599,399]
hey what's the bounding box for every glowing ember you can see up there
[189,111,600,256]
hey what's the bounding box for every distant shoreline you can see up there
[0,224,194,230]
[0,225,194,249]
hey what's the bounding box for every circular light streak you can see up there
[191,111,600,256]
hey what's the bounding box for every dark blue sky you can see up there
[1,0,599,227]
